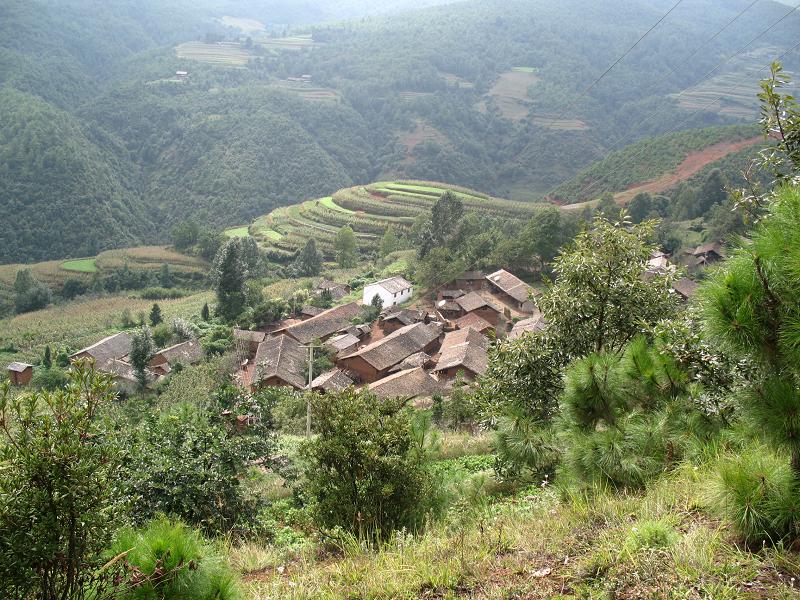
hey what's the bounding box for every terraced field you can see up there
[250,181,545,259]
[175,42,254,66]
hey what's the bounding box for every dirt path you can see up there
[561,136,762,211]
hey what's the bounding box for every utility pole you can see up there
[306,343,314,438]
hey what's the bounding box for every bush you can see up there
[301,389,435,540]
[108,518,242,600]
[0,365,121,600]
[139,287,188,300]
[151,323,173,348]
[624,519,679,552]
[30,366,69,391]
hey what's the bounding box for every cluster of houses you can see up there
[232,270,549,403]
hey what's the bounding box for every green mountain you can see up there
[1,0,798,263]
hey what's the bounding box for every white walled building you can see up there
[362,276,413,308]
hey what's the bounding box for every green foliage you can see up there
[380,225,401,257]
[108,518,242,600]
[30,366,69,391]
[301,389,434,539]
[42,345,52,369]
[212,239,248,322]
[130,327,155,389]
[418,191,464,258]
[294,239,323,277]
[624,519,678,552]
[149,303,163,326]
[201,302,210,322]
[13,268,52,314]
[0,365,120,600]
[334,225,358,268]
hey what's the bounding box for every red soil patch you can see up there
[614,136,762,204]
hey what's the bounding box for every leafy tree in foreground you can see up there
[334,225,358,268]
[0,365,120,600]
[301,389,432,539]
[212,238,248,321]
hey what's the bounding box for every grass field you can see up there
[176,42,253,66]
[487,69,539,121]
[61,258,98,273]
[0,291,213,364]
[224,226,251,238]
[257,35,317,51]
[271,80,340,101]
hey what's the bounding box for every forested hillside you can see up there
[1,0,798,263]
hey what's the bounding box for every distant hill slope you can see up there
[551,125,763,205]
[1,0,798,263]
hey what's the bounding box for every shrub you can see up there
[301,389,435,540]
[624,519,679,552]
[139,287,188,300]
[107,518,242,600]
[0,365,121,600]
[30,366,69,391]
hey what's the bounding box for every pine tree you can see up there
[42,345,52,369]
[149,303,163,326]
[380,225,400,257]
[334,225,358,268]
[295,239,322,277]
[419,191,464,258]
[129,327,155,389]
[201,302,210,322]
[159,264,173,288]
[212,239,248,321]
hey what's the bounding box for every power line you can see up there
[536,0,685,131]
[562,38,800,208]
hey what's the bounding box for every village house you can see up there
[379,308,425,335]
[70,332,133,368]
[280,302,361,345]
[310,368,353,394]
[508,312,548,340]
[7,362,33,386]
[368,367,440,401]
[646,254,676,275]
[455,292,503,326]
[148,339,203,377]
[451,271,486,291]
[325,333,360,357]
[691,242,725,268]
[338,322,442,383]
[485,269,536,313]
[672,278,700,302]
[106,359,157,394]
[300,305,326,320]
[389,351,432,373]
[439,289,465,300]
[432,328,489,381]
[435,299,463,321]
[362,276,413,308]
[338,323,372,339]
[316,279,350,301]
[252,335,307,391]
[454,312,494,335]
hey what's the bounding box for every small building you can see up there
[338,322,442,383]
[508,312,548,340]
[432,328,488,381]
[379,308,424,335]
[300,305,326,320]
[691,242,725,267]
[310,369,353,394]
[485,269,536,313]
[454,312,494,335]
[281,302,361,345]
[106,359,157,393]
[316,279,350,301]
[646,255,675,275]
[672,278,700,302]
[436,299,463,321]
[70,332,133,369]
[234,329,267,361]
[252,335,307,391]
[455,292,502,326]
[325,333,360,357]
[7,362,33,386]
[175,70,189,78]
[149,340,203,377]
[440,289,465,300]
[362,276,413,308]
[452,271,486,291]
[388,351,432,373]
[368,367,440,401]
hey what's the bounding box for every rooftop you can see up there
[254,335,307,389]
[282,302,361,344]
[7,362,33,373]
[345,322,441,372]
[71,332,132,366]
[433,328,489,376]
[485,269,534,304]
[456,291,501,314]
[156,339,203,365]
[509,312,548,339]
[311,368,353,393]
[368,367,440,400]
[367,275,413,295]
[454,312,493,332]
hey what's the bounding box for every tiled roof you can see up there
[672,278,699,299]
[368,276,413,295]
[326,333,360,353]
[454,312,493,332]
[234,329,266,344]
[368,368,440,399]
[381,308,422,326]
[509,313,548,339]
[71,332,132,366]
[311,368,353,393]
[485,269,534,304]
[254,335,307,389]
[7,362,32,373]
[344,322,441,372]
[389,351,432,373]
[157,340,203,365]
[283,302,361,344]
[433,328,489,376]
[301,305,326,318]
[692,242,724,256]
[456,292,500,314]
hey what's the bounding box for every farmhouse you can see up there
[316,279,350,301]
[436,299,463,321]
[149,339,203,376]
[454,312,494,335]
[106,359,156,393]
[451,271,486,291]
[379,308,425,334]
[281,302,361,344]
[234,328,266,360]
[691,242,725,267]
[300,305,326,319]
[432,328,488,380]
[455,292,502,326]
[338,322,442,383]
[362,276,413,308]
[70,332,132,368]
[310,369,353,394]
[252,335,307,390]
[325,333,360,357]
[485,269,536,313]
[7,362,33,386]
[368,367,440,400]
[672,278,700,301]
[508,312,548,339]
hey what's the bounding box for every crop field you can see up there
[271,80,340,101]
[0,292,213,364]
[61,258,98,273]
[441,73,474,88]
[247,181,546,259]
[175,42,253,66]
[95,246,208,273]
[257,35,316,51]
[487,68,539,121]
[224,226,250,238]
[399,120,450,160]
[531,114,589,131]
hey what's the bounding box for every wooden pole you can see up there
[306,344,314,438]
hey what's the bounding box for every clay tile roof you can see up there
[672,278,700,300]
[158,340,203,365]
[346,322,442,372]
[437,299,461,312]
[371,276,413,295]
[7,362,33,372]
[106,359,156,386]
[692,242,724,256]
[301,305,326,318]
[442,289,465,299]
[283,302,361,344]
[457,271,485,280]
[382,308,421,326]
[454,312,493,332]
[326,333,360,353]
[433,329,489,376]
[368,367,441,399]
[70,332,132,366]
[234,329,266,344]
[254,335,307,389]
[509,312,548,339]
[485,269,534,304]
[456,292,500,314]
[311,368,353,393]
[389,351,431,373]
